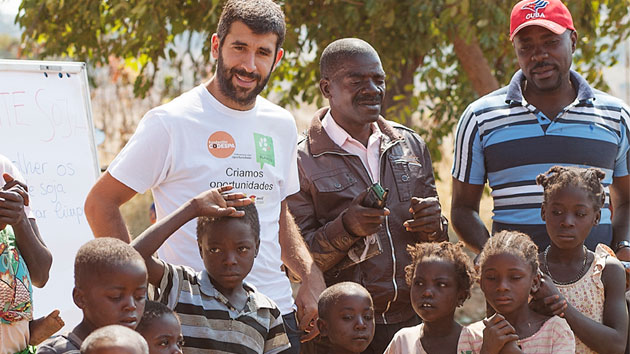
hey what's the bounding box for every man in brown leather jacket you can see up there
[287,38,448,353]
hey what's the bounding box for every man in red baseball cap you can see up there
[451,0,630,349]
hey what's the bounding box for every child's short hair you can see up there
[136,301,180,333]
[479,230,539,273]
[536,165,606,211]
[75,238,145,287]
[196,203,260,246]
[80,324,149,354]
[404,242,475,300]
[318,282,372,320]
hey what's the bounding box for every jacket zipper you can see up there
[314,139,404,324]
[378,139,402,324]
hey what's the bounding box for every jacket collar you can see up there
[307,107,403,156]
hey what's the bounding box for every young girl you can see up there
[384,241,476,353]
[533,166,628,353]
[471,230,575,353]
[136,301,184,354]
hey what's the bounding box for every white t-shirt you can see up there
[108,84,300,314]
[0,154,33,218]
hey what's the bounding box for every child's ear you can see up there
[317,318,328,338]
[540,203,547,222]
[457,289,467,307]
[198,240,204,260]
[73,287,85,309]
[530,270,542,294]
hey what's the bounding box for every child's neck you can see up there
[503,305,548,339]
[421,317,462,353]
[330,346,359,354]
[73,320,97,341]
[210,278,248,311]
[422,316,461,338]
[547,243,588,265]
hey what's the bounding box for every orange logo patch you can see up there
[207,131,236,158]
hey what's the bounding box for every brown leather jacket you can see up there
[287,108,447,324]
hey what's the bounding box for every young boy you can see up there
[37,238,148,353]
[80,325,149,354]
[131,186,290,354]
[316,282,375,354]
[0,154,54,354]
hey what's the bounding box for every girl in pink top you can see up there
[532,166,628,353]
[468,230,575,353]
[384,242,476,354]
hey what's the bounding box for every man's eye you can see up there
[209,248,221,253]
[238,246,250,252]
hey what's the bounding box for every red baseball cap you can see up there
[510,0,575,41]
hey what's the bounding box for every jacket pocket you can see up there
[311,169,358,220]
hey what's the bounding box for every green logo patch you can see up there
[254,133,275,169]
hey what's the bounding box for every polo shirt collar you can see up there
[505,69,595,104]
[198,270,275,311]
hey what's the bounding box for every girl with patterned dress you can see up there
[533,166,628,353]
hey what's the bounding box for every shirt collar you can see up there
[505,69,595,104]
[321,110,382,148]
[198,270,274,311]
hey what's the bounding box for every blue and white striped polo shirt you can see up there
[452,70,630,250]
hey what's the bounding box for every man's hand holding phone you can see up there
[342,184,390,237]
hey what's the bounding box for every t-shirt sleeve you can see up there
[156,260,185,309]
[550,317,575,354]
[615,105,630,176]
[0,154,33,219]
[108,110,172,194]
[280,120,299,201]
[458,321,484,354]
[263,304,291,354]
[383,327,414,354]
[452,105,486,185]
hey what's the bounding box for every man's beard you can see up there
[216,52,273,107]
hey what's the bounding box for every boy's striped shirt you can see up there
[452,70,630,249]
[156,261,290,354]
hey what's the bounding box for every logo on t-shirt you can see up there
[254,133,275,169]
[207,131,236,158]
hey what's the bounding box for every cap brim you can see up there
[510,20,566,41]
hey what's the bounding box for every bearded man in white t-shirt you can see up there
[84,1,325,352]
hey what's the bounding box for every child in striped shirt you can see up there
[132,186,290,354]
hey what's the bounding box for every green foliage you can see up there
[16,0,630,160]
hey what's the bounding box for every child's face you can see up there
[410,259,465,323]
[480,253,537,316]
[318,293,375,354]
[542,185,600,249]
[75,260,148,330]
[138,314,184,354]
[197,218,257,293]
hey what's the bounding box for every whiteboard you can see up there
[0,59,99,329]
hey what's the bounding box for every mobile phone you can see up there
[362,183,388,209]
